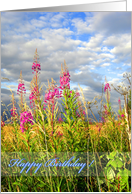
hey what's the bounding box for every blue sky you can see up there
[1,12,131,121]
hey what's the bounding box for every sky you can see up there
[1,12,131,122]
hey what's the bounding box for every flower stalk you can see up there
[17,71,26,114]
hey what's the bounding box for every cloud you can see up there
[101,63,111,67]
[1,12,131,122]
[84,12,131,36]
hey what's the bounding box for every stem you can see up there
[124,98,131,151]
[90,138,101,192]
[89,107,98,123]
[51,99,54,134]
[87,134,90,192]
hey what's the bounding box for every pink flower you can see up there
[104,83,111,92]
[89,121,92,125]
[58,118,63,123]
[118,98,121,103]
[29,87,38,106]
[57,131,63,137]
[11,106,18,117]
[20,111,34,132]
[104,105,107,109]
[44,87,62,105]
[98,128,101,132]
[101,117,105,123]
[59,70,70,90]
[75,92,80,98]
[1,121,5,128]
[83,111,86,115]
[76,111,80,117]
[121,114,125,117]
[105,110,108,115]
[32,63,41,74]
[17,82,26,95]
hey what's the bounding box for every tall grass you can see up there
[1,50,131,192]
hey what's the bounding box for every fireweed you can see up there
[17,71,26,114]
[29,86,37,108]
[103,78,112,120]
[44,78,62,133]
[31,49,41,103]
[1,120,5,128]
[20,111,34,132]
[29,49,42,123]
[59,61,85,126]
[10,92,18,124]
[117,98,125,120]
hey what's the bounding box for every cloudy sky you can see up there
[1,12,131,122]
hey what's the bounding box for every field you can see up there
[1,50,131,192]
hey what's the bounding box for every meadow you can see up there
[1,50,131,192]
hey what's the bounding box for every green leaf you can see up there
[118,168,130,177]
[113,158,124,168]
[21,140,29,148]
[106,159,115,167]
[107,152,117,159]
[13,182,22,186]
[68,130,73,138]
[37,184,46,188]
[106,166,115,180]
[99,154,106,159]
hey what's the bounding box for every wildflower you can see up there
[29,87,37,107]
[32,63,41,74]
[1,121,5,128]
[76,111,80,117]
[83,111,86,115]
[118,98,122,112]
[17,71,26,113]
[11,107,18,117]
[89,121,92,125]
[98,128,101,132]
[104,105,107,109]
[104,83,111,92]
[105,110,108,115]
[101,117,105,123]
[75,92,80,98]
[121,114,125,118]
[20,111,34,132]
[43,104,46,110]
[50,131,54,136]
[59,70,70,90]
[58,118,63,123]
[30,49,41,111]
[118,99,121,103]
[17,83,26,95]
[57,131,63,137]
[44,87,62,107]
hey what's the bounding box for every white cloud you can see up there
[101,47,110,52]
[117,73,124,77]
[122,63,131,67]
[82,34,103,51]
[72,12,131,36]
[101,63,111,67]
